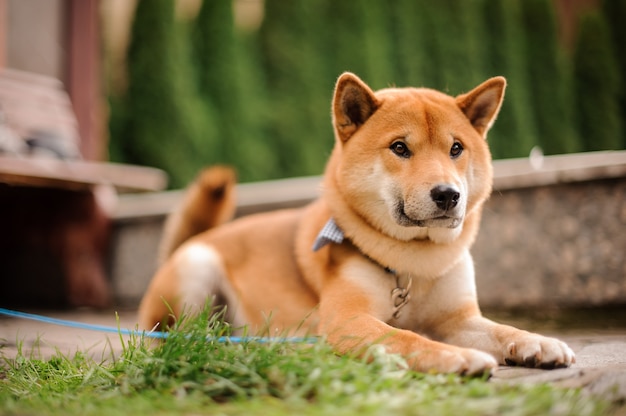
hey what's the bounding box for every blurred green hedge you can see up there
[109,0,625,188]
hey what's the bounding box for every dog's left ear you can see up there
[332,72,380,142]
[456,77,506,138]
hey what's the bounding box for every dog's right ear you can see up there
[456,76,506,138]
[332,72,380,142]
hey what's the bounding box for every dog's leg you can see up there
[318,275,498,375]
[439,314,577,368]
[435,314,575,368]
[139,242,245,331]
[425,254,575,369]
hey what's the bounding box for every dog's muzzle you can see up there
[395,184,464,228]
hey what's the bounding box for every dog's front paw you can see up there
[412,347,498,376]
[503,334,575,369]
[450,348,499,376]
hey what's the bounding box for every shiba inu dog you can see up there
[139,73,575,375]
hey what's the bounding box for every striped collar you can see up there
[312,217,412,319]
[312,217,345,251]
[313,217,395,274]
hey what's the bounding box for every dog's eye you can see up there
[450,142,463,158]
[390,141,411,158]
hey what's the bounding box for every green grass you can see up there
[0,308,614,416]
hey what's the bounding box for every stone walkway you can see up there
[1,309,625,410]
[492,333,626,406]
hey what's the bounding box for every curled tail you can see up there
[158,166,237,263]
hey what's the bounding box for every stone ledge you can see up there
[492,150,626,190]
[492,334,626,404]
[114,175,322,222]
[113,150,626,222]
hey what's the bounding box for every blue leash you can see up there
[0,307,317,344]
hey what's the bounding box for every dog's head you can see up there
[329,72,505,243]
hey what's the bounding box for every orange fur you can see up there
[158,166,237,263]
[139,73,574,374]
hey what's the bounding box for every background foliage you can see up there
[108,0,625,188]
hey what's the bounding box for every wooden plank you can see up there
[0,0,6,69]
[0,68,168,193]
[0,155,167,192]
[0,68,79,145]
[67,0,103,160]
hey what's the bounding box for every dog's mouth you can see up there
[395,202,463,229]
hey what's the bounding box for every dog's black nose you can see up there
[430,186,460,211]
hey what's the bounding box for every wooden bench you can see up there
[0,68,167,309]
